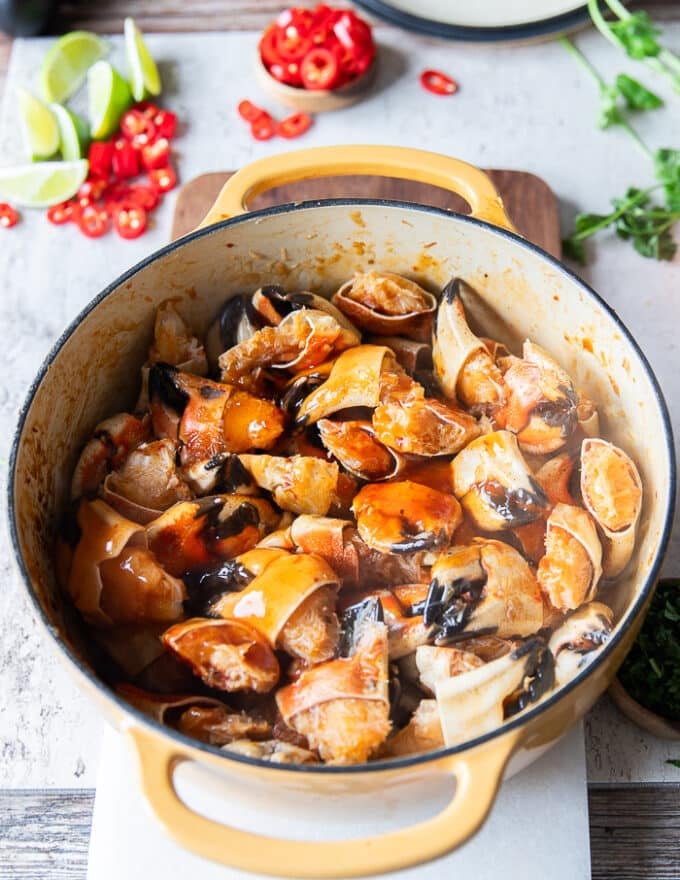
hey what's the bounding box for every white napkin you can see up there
[88,722,590,879]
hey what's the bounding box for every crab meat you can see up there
[101,439,191,523]
[211,553,340,664]
[432,278,506,412]
[238,454,339,516]
[71,413,150,499]
[332,272,437,342]
[251,285,359,336]
[580,438,643,578]
[318,419,405,481]
[162,618,280,694]
[367,336,432,374]
[495,341,578,455]
[288,515,361,585]
[218,309,360,390]
[537,503,603,611]
[223,739,318,764]
[276,618,390,764]
[384,699,444,756]
[352,480,462,554]
[415,645,485,694]
[451,430,549,531]
[149,300,208,375]
[372,395,480,456]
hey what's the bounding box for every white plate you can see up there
[355,0,590,41]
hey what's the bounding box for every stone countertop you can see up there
[1,23,679,789]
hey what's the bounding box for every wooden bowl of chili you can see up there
[255,4,378,113]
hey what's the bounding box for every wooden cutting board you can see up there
[171,169,561,256]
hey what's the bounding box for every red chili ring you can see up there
[420,69,458,96]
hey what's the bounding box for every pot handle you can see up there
[196,145,517,232]
[128,724,519,878]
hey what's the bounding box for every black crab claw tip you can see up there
[183,559,254,617]
[440,277,462,306]
[339,596,384,658]
[148,362,188,414]
[505,639,556,719]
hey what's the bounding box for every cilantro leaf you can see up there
[655,148,680,211]
[667,760,680,769]
[615,74,663,111]
[562,236,587,264]
[610,11,662,60]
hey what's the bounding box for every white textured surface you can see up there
[87,724,589,880]
[1,28,679,789]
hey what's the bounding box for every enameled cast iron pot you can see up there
[8,146,676,877]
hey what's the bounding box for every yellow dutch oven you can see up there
[8,146,676,877]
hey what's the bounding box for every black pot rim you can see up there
[7,197,677,776]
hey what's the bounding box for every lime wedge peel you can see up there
[124,17,162,102]
[0,160,89,208]
[17,88,60,161]
[50,103,90,161]
[39,31,110,104]
[88,60,133,140]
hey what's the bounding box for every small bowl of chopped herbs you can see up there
[609,578,680,740]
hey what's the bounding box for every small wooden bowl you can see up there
[254,51,377,113]
[608,677,680,740]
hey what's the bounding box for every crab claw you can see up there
[295,344,392,426]
[238,454,339,516]
[332,272,437,342]
[205,293,263,371]
[424,539,544,643]
[71,413,150,500]
[276,614,391,764]
[224,739,318,764]
[218,309,360,390]
[451,430,549,531]
[288,515,361,585]
[495,341,578,455]
[432,278,506,412]
[435,637,554,747]
[67,499,186,627]
[318,418,406,481]
[352,480,462,554]
[149,300,208,375]
[372,395,480,456]
[537,503,603,612]
[548,601,613,687]
[251,285,359,335]
[580,438,643,579]
[162,618,280,694]
[211,552,341,665]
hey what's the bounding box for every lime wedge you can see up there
[0,160,89,208]
[40,31,110,104]
[88,60,133,140]
[124,17,161,102]
[17,88,60,161]
[50,103,90,161]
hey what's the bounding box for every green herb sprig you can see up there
[617,579,680,721]
[560,4,680,263]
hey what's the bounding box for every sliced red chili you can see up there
[135,101,161,119]
[259,25,281,67]
[300,47,340,90]
[274,27,312,62]
[120,109,157,148]
[112,142,140,179]
[276,111,312,139]
[125,184,160,211]
[47,201,75,224]
[237,100,268,123]
[114,202,148,239]
[77,203,109,238]
[140,137,171,170]
[88,141,115,178]
[0,203,19,228]
[149,165,177,193]
[152,109,177,140]
[77,178,108,206]
[420,69,459,96]
[267,60,302,87]
[333,11,373,52]
[251,115,276,141]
